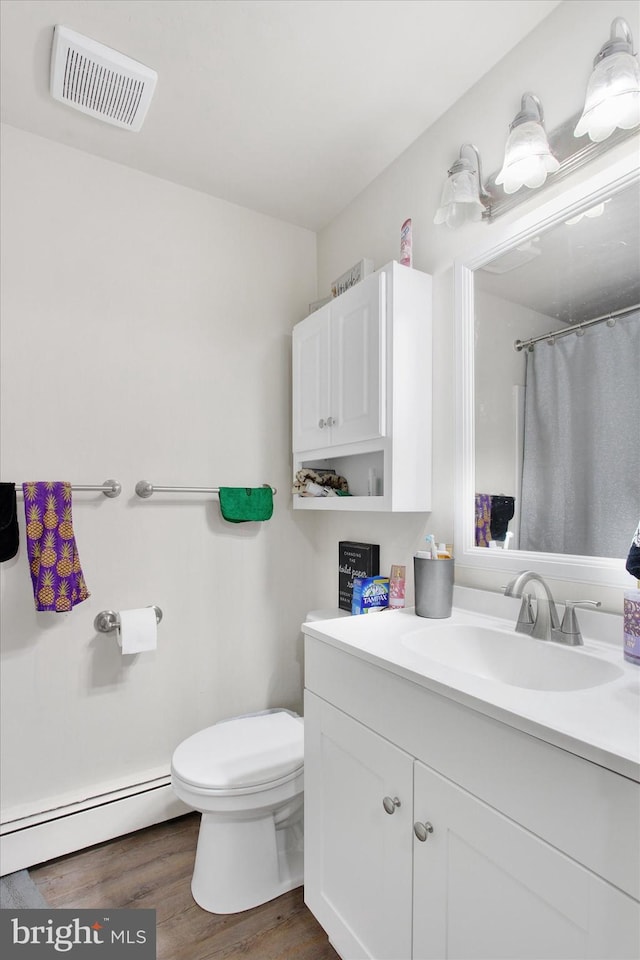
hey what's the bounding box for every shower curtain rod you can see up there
[514,302,640,352]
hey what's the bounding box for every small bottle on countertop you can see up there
[623,587,640,665]
[389,565,406,609]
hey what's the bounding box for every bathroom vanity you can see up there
[303,589,640,960]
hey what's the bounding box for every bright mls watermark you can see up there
[0,909,155,957]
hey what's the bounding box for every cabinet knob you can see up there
[382,796,401,815]
[318,418,326,428]
[414,821,434,842]
[326,416,336,427]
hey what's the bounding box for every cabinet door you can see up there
[412,761,640,960]
[304,692,413,960]
[330,271,384,447]
[292,305,331,451]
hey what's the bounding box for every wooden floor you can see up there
[30,813,340,960]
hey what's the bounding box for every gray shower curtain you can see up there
[519,311,639,558]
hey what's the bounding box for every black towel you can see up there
[490,495,515,542]
[0,483,19,561]
[626,521,640,580]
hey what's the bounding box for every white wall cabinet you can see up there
[292,261,431,511]
[292,271,384,452]
[304,638,640,960]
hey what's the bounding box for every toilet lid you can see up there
[171,711,304,789]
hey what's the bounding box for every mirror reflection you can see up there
[473,178,640,560]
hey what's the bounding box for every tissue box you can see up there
[351,577,389,615]
[339,541,380,611]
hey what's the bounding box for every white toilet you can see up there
[171,708,305,914]
[171,609,348,915]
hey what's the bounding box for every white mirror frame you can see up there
[454,150,639,590]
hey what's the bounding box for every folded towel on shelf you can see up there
[293,468,349,497]
[22,481,90,612]
[218,486,273,523]
[475,494,492,547]
[0,482,19,561]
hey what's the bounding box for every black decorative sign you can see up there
[338,541,380,612]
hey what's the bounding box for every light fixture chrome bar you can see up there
[135,480,277,498]
[15,479,121,497]
[484,113,639,220]
[514,302,639,352]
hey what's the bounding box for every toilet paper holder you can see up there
[94,605,163,634]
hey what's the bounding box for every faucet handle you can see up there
[515,594,535,634]
[560,600,602,642]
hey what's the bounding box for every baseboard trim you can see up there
[0,778,188,876]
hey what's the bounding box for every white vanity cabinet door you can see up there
[304,692,413,960]
[412,761,640,960]
[292,271,383,453]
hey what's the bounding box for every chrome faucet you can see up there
[505,571,561,642]
[504,571,601,646]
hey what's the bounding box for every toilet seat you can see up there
[171,710,303,793]
[173,764,303,798]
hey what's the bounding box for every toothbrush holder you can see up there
[414,556,454,619]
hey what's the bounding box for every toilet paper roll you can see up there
[117,607,157,654]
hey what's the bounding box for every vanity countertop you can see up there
[303,587,640,782]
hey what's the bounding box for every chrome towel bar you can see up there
[135,480,277,498]
[15,479,121,498]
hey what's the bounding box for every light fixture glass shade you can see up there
[574,51,640,142]
[565,201,606,225]
[434,145,487,228]
[495,120,560,194]
[434,167,484,227]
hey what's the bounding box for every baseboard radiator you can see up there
[0,774,188,876]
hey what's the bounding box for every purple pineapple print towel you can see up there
[23,482,90,612]
[475,493,492,547]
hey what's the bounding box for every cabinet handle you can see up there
[326,416,336,427]
[413,821,434,842]
[382,796,401,815]
[318,418,326,428]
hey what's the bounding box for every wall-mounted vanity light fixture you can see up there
[434,16,639,226]
[433,144,489,228]
[574,17,640,143]
[495,94,559,194]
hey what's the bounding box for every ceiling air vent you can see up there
[50,25,157,132]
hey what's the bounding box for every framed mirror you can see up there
[454,151,639,588]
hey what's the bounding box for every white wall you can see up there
[474,290,553,497]
[0,125,318,824]
[313,0,640,610]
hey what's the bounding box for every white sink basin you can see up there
[402,623,624,691]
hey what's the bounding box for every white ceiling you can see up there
[0,0,561,230]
